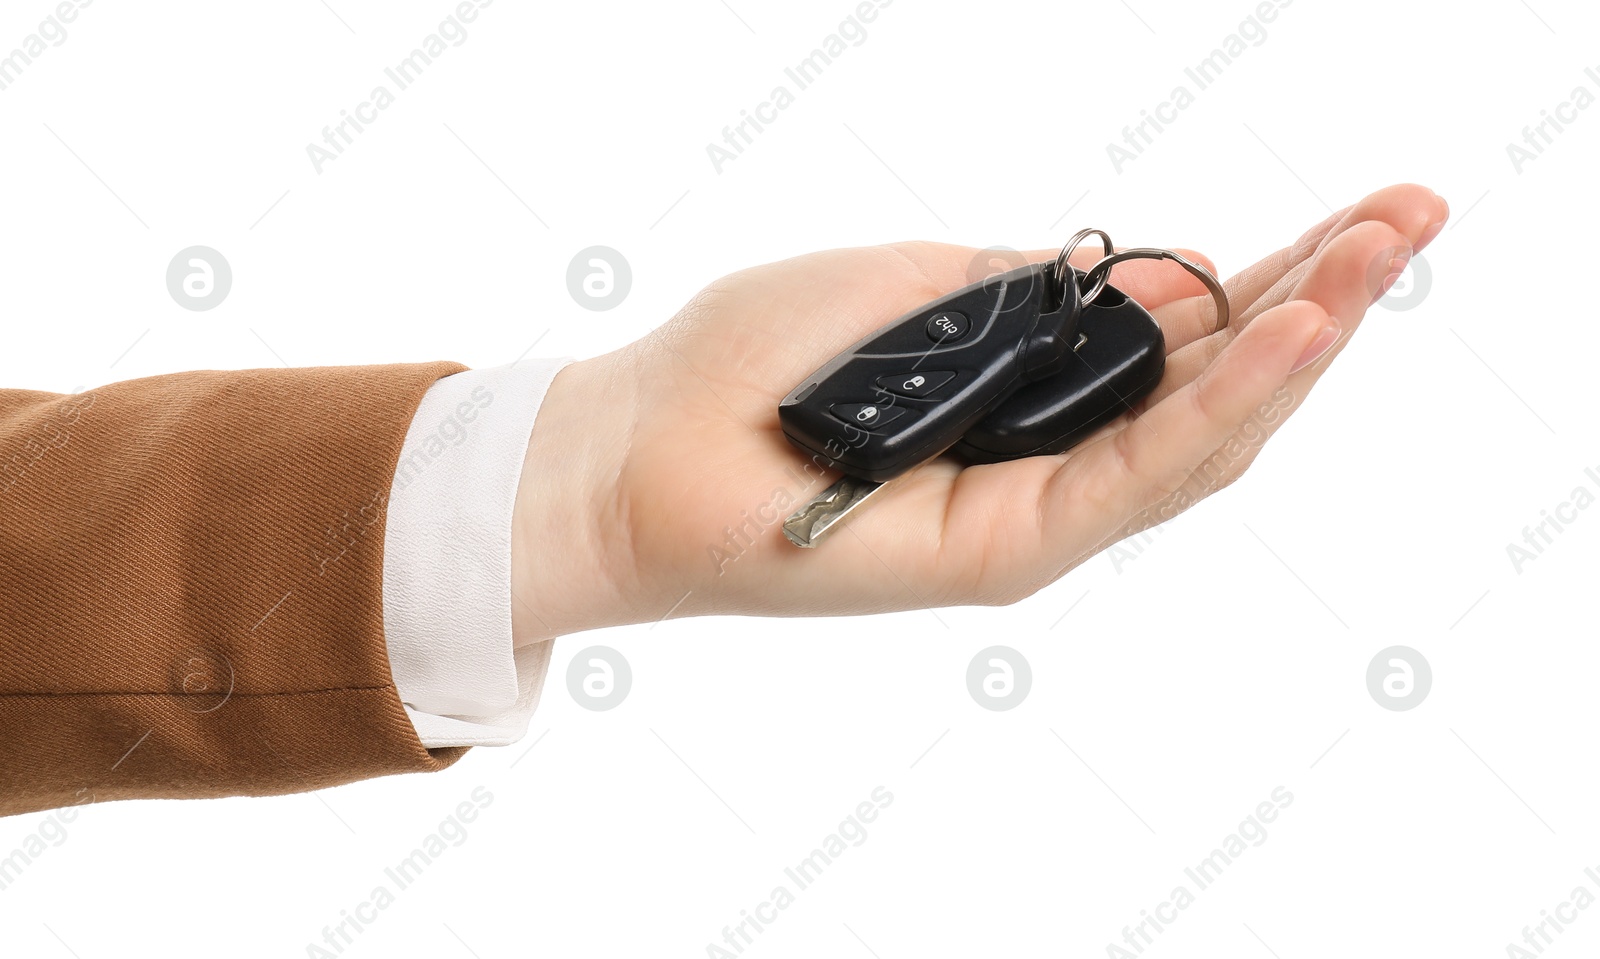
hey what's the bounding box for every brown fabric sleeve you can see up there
[0,362,471,819]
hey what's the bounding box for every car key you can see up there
[784,281,1162,547]
[780,238,1229,548]
[777,259,1084,486]
[778,259,1085,547]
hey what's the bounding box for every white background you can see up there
[2,0,1597,956]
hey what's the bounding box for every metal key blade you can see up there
[782,475,887,548]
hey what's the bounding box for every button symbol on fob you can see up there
[830,403,907,430]
[878,370,956,399]
[925,311,969,342]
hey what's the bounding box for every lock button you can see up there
[830,403,909,431]
[877,370,956,399]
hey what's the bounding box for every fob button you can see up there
[877,370,957,399]
[831,403,907,430]
[925,311,969,343]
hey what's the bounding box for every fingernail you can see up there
[1417,194,1449,250]
[1290,318,1342,374]
[1417,218,1446,250]
[1370,248,1413,305]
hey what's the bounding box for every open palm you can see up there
[514,185,1446,637]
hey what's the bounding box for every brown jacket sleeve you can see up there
[0,362,470,819]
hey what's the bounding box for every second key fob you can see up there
[953,281,1165,463]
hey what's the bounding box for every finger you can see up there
[1048,217,1413,458]
[1038,299,1335,553]
[1147,211,1344,352]
[1101,221,1413,547]
[1150,184,1445,349]
[1140,219,1411,412]
[1243,184,1442,316]
[1225,184,1443,330]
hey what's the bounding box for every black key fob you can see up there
[778,262,1082,484]
[954,281,1164,462]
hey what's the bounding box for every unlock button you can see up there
[877,370,956,399]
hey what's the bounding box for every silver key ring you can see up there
[1080,247,1231,333]
[1052,228,1114,304]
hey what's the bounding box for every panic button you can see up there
[878,370,956,399]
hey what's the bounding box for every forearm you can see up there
[0,363,466,818]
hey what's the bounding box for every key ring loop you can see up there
[1080,248,1231,333]
[1053,228,1114,305]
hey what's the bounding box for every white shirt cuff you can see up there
[381,358,571,747]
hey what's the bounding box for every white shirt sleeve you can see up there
[380,359,571,747]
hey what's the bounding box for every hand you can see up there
[511,184,1449,642]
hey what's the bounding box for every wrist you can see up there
[509,352,643,645]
